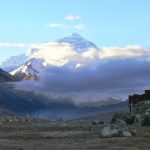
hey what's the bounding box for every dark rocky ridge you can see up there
[0,68,19,82]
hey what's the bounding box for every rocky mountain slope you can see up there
[0,68,19,82]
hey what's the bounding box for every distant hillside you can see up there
[0,83,128,120]
[0,84,48,114]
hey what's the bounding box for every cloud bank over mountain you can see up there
[15,41,150,105]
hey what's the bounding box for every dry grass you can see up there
[0,120,149,150]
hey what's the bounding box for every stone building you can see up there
[129,90,150,115]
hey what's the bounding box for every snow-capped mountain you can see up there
[57,33,98,52]
[0,53,28,71]
[10,58,45,80]
[4,33,98,80]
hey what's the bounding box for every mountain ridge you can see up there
[57,33,98,52]
[5,33,98,80]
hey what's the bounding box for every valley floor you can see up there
[0,118,149,150]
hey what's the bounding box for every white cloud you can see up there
[27,42,77,67]
[47,23,64,28]
[99,45,150,59]
[74,24,87,30]
[27,42,100,68]
[82,48,98,59]
[0,43,32,48]
[65,15,81,21]
[27,43,150,68]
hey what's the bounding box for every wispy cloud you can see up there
[99,45,150,59]
[0,43,32,48]
[65,15,81,21]
[74,24,87,30]
[47,23,64,28]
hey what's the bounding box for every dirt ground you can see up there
[0,118,149,150]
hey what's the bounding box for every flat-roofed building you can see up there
[129,90,150,115]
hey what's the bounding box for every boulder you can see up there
[100,126,119,138]
[100,126,113,138]
[122,131,132,137]
[111,128,118,135]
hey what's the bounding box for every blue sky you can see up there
[0,0,150,62]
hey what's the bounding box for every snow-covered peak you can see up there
[10,58,44,80]
[1,33,98,70]
[0,53,28,71]
[70,33,83,39]
[5,33,99,80]
[57,33,98,52]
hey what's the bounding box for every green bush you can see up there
[111,113,136,125]
[123,115,135,125]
